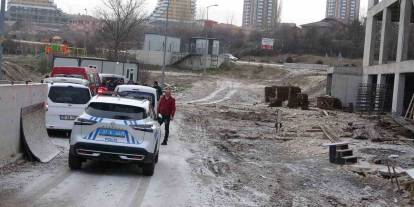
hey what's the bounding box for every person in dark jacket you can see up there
[153,81,163,100]
[158,88,176,145]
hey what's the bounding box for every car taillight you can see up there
[74,118,97,126]
[131,125,154,132]
[97,87,107,95]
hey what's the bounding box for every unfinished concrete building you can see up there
[363,0,414,117]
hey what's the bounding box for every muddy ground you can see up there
[153,64,414,206]
[2,62,414,206]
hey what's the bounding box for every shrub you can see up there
[315,60,324,64]
[37,57,50,74]
[285,56,294,63]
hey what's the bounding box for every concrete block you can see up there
[0,84,47,163]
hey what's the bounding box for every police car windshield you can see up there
[49,86,91,104]
[86,102,147,120]
[117,91,155,108]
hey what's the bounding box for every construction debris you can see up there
[299,94,310,110]
[317,96,342,110]
[325,142,358,165]
[345,122,385,142]
[265,86,309,110]
[264,86,276,103]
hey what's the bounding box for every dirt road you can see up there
[0,79,216,207]
[1,68,413,206]
[0,119,206,207]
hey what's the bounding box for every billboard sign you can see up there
[261,38,274,50]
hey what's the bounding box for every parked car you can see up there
[223,53,239,61]
[69,96,161,176]
[46,81,92,132]
[50,67,101,94]
[114,85,158,113]
[98,74,127,93]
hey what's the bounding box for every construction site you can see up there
[0,56,414,206]
[3,0,414,206]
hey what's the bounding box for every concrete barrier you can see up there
[21,103,60,163]
[284,63,329,71]
[0,84,47,165]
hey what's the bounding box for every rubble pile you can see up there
[317,96,342,110]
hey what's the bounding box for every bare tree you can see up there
[226,12,235,25]
[97,0,147,60]
[196,7,206,20]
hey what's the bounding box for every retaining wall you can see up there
[0,84,47,165]
[284,63,330,71]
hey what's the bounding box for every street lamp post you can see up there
[161,0,171,87]
[204,4,218,74]
[0,0,6,80]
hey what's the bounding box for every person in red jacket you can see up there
[158,88,176,145]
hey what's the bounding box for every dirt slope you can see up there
[1,56,43,82]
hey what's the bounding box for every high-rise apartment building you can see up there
[326,0,360,23]
[6,0,67,24]
[242,0,278,31]
[150,0,196,23]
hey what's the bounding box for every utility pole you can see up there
[161,0,171,87]
[204,4,218,75]
[0,0,6,80]
[83,9,88,54]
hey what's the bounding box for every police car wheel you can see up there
[142,162,155,176]
[69,154,82,170]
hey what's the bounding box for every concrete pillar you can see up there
[362,74,369,83]
[379,8,392,64]
[363,15,377,67]
[377,73,383,85]
[396,0,412,62]
[392,73,406,116]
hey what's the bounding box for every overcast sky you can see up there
[54,0,369,26]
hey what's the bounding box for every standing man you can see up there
[158,88,176,145]
[153,81,163,100]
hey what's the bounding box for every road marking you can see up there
[123,176,151,207]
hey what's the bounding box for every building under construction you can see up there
[150,0,196,23]
[6,0,67,25]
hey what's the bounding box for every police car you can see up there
[69,95,161,176]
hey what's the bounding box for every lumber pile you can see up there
[265,86,308,110]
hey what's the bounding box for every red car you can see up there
[51,67,101,94]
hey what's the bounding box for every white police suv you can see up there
[69,95,161,176]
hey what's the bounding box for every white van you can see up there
[46,82,92,131]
